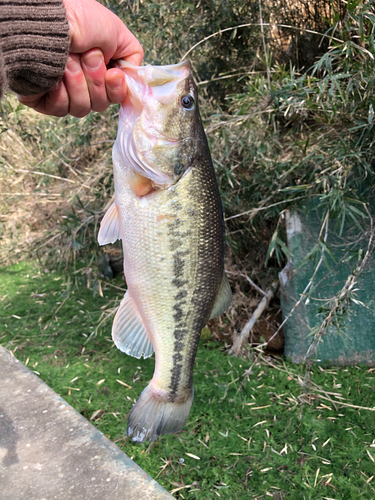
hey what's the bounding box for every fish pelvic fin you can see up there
[127,384,193,443]
[112,292,154,359]
[210,273,232,319]
[98,202,121,245]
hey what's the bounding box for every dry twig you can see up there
[226,270,267,297]
[229,280,279,356]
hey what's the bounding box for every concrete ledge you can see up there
[0,346,173,500]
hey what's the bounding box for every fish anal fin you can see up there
[98,202,121,246]
[112,292,154,359]
[210,273,232,319]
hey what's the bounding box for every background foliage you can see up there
[1,0,375,349]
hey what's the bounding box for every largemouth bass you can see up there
[98,60,231,443]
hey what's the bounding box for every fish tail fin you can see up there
[127,383,193,443]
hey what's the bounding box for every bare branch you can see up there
[226,271,267,297]
[229,280,279,356]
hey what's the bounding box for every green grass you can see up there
[1,262,375,499]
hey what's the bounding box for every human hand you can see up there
[18,0,143,117]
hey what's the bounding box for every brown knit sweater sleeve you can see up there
[0,0,70,99]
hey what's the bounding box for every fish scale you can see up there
[98,60,231,442]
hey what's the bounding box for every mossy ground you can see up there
[1,262,375,499]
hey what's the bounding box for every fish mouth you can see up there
[114,60,193,190]
[112,59,191,88]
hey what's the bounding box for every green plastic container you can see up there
[280,204,375,366]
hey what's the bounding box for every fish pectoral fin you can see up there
[98,202,121,245]
[210,273,232,319]
[128,169,154,197]
[112,291,154,359]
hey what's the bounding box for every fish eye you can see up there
[180,95,195,110]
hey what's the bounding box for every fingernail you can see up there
[66,57,81,74]
[84,53,103,71]
[109,75,123,90]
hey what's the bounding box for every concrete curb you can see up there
[0,345,173,500]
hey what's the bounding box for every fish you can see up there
[98,59,231,443]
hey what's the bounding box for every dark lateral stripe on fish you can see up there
[169,227,191,397]
[169,350,184,400]
[166,190,191,397]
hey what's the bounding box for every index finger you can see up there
[112,28,144,66]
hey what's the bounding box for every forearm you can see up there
[0,0,70,99]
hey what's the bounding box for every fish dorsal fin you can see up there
[112,292,154,359]
[210,273,232,319]
[98,202,121,246]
